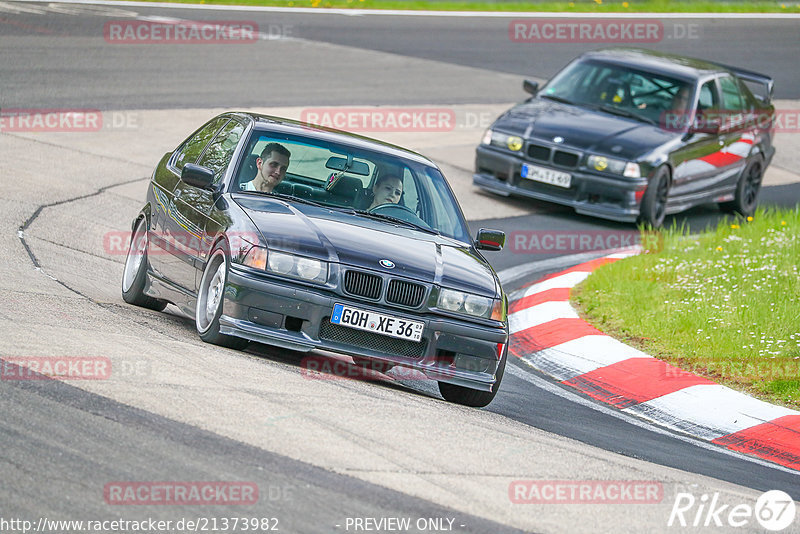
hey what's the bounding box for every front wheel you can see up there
[438,355,506,408]
[121,217,167,311]
[637,166,670,228]
[719,157,763,217]
[196,245,249,350]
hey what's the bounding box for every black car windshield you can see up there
[541,58,693,128]
[232,130,471,243]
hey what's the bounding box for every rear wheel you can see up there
[196,245,249,350]
[637,166,670,228]
[719,157,763,217]
[121,218,167,311]
[438,354,506,408]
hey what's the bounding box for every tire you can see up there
[637,166,670,228]
[438,354,506,408]
[121,217,168,311]
[196,245,249,350]
[719,157,763,217]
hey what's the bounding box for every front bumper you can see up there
[474,145,648,223]
[220,266,508,392]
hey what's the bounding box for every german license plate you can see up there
[331,304,424,342]
[521,163,571,188]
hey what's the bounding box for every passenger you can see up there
[244,142,291,193]
[368,175,403,210]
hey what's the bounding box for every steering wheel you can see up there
[369,203,417,216]
[368,203,432,230]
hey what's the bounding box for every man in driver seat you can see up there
[368,175,403,210]
[244,142,291,193]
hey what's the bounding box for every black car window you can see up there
[719,76,745,112]
[173,117,230,172]
[197,119,246,182]
[698,81,718,110]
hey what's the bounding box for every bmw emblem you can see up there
[379,259,395,269]
[553,136,565,143]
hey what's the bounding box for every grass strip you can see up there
[132,0,800,13]
[572,207,800,409]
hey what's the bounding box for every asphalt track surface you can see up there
[2,3,800,533]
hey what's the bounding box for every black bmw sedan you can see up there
[122,113,508,407]
[474,48,776,227]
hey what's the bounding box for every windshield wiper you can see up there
[597,105,656,125]
[353,210,440,236]
[540,94,575,106]
[245,190,326,208]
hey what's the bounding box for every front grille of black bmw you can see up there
[344,270,382,300]
[319,320,427,359]
[386,280,426,308]
[527,143,581,169]
[553,150,579,168]
[528,144,550,161]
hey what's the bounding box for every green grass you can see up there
[133,0,800,13]
[571,208,800,408]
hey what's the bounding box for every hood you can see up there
[232,195,498,296]
[493,98,678,160]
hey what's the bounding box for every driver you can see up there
[243,142,291,193]
[368,175,403,210]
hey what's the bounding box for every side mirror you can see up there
[523,79,539,96]
[181,163,216,189]
[475,228,505,251]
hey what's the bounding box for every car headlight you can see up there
[241,247,328,284]
[438,288,503,320]
[482,129,523,152]
[587,155,641,178]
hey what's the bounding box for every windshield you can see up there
[231,130,471,243]
[542,58,693,128]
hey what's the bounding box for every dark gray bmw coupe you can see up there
[122,113,508,407]
[474,48,776,227]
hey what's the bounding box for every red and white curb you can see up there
[508,249,800,472]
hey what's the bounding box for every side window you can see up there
[197,119,245,181]
[719,76,744,111]
[173,118,229,172]
[698,81,718,111]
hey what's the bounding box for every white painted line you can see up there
[519,335,652,380]
[506,363,799,475]
[625,384,800,440]
[518,270,589,299]
[13,0,800,18]
[508,300,578,334]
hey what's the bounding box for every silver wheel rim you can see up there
[122,221,147,293]
[197,251,226,333]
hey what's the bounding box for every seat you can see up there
[238,154,259,190]
[326,175,363,206]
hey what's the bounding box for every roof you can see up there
[578,48,731,81]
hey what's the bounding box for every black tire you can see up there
[719,157,763,217]
[637,166,671,228]
[121,218,168,311]
[196,245,249,350]
[438,354,506,408]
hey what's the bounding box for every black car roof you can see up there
[231,112,437,166]
[578,48,730,81]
